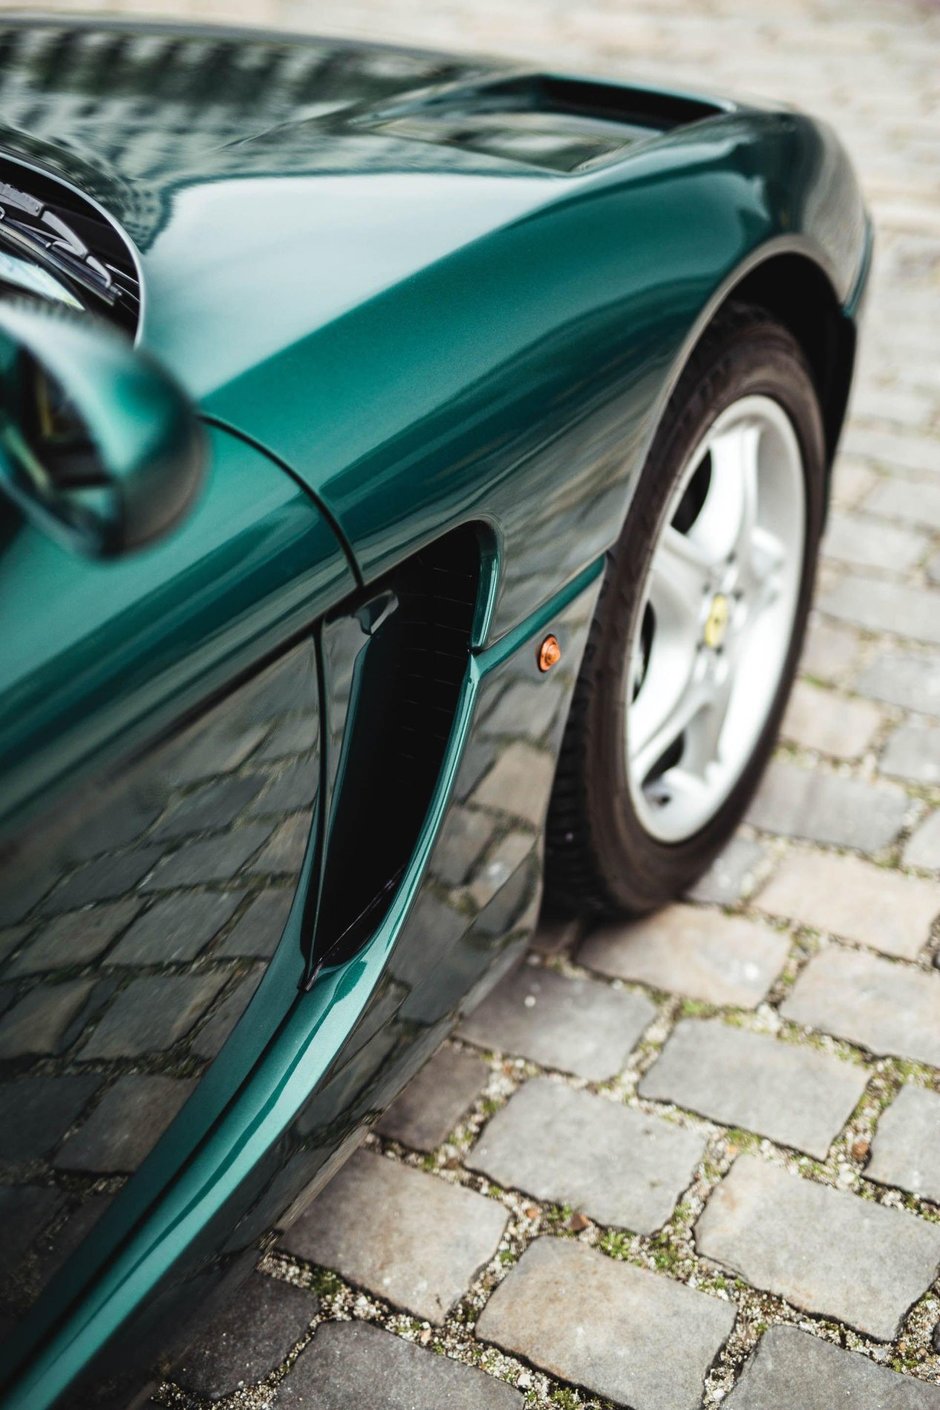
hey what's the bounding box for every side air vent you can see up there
[360,73,726,174]
[0,162,139,333]
[308,526,482,975]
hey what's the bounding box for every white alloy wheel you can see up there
[626,394,805,843]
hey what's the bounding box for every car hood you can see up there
[0,17,731,401]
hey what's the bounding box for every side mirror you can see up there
[0,300,206,558]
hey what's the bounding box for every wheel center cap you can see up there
[703,592,730,649]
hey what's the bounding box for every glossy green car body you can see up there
[0,17,870,1409]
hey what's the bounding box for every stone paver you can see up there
[474,743,555,827]
[248,814,310,876]
[38,1194,112,1290]
[881,720,940,785]
[868,1085,940,1204]
[459,962,655,1080]
[799,616,864,684]
[216,889,293,958]
[377,1045,489,1151]
[281,1151,508,1322]
[153,775,263,843]
[254,714,317,761]
[62,793,161,864]
[782,945,940,1067]
[820,574,940,646]
[781,681,882,758]
[9,898,140,975]
[248,759,315,816]
[431,807,495,887]
[143,826,273,890]
[0,1186,66,1283]
[49,847,162,912]
[906,811,940,871]
[684,837,769,906]
[639,1020,868,1159]
[173,1273,316,1398]
[477,1237,736,1410]
[189,968,264,1060]
[866,479,940,533]
[746,761,909,852]
[0,924,29,965]
[469,1078,707,1231]
[725,1325,940,1409]
[862,385,934,431]
[0,1076,100,1161]
[279,1319,523,1409]
[167,722,268,784]
[110,891,243,965]
[755,850,940,959]
[0,979,94,1058]
[582,906,789,1008]
[57,1076,196,1172]
[483,679,560,741]
[855,651,940,717]
[822,509,928,574]
[844,426,940,478]
[829,462,880,514]
[466,831,536,910]
[697,1155,940,1338]
[78,972,228,1059]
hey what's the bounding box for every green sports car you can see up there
[0,17,869,1408]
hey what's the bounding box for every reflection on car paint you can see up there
[0,641,319,1348]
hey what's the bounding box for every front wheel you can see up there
[546,303,826,917]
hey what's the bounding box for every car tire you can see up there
[545,301,827,918]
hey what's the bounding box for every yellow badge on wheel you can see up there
[703,593,730,649]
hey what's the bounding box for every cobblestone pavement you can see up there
[8,0,940,1403]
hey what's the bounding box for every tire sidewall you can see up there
[584,317,826,914]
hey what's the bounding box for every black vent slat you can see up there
[311,526,482,969]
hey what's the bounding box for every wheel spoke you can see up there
[731,526,786,630]
[690,421,760,563]
[624,393,806,844]
[632,686,698,786]
[752,524,786,570]
[631,667,720,787]
[631,525,712,781]
[729,425,761,562]
[648,525,712,627]
[685,662,734,773]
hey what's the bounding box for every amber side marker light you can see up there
[538,634,562,672]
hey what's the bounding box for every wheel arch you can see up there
[718,250,856,465]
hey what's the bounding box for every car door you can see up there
[0,419,354,1388]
